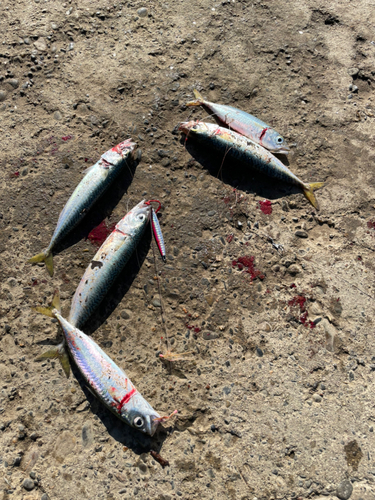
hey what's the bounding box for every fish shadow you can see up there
[53,154,140,256]
[181,136,301,200]
[81,226,152,335]
[70,361,169,455]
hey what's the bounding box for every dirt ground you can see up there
[1,0,375,499]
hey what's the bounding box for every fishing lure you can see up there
[146,200,166,263]
[34,292,176,436]
[179,121,323,209]
[28,139,137,276]
[186,89,290,155]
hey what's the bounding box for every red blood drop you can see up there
[367,220,375,230]
[12,171,20,177]
[61,135,73,141]
[87,220,116,247]
[288,295,306,312]
[194,327,201,333]
[231,255,264,281]
[226,234,234,243]
[258,199,272,215]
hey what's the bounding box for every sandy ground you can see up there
[1,0,375,499]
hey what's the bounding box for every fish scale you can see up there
[68,200,151,329]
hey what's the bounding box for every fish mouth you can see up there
[178,121,197,135]
[149,416,161,436]
[272,146,290,155]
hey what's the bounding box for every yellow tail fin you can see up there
[303,182,324,210]
[28,249,54,277]
[186,88,204,107]
[33,291,69,377]
[35,343,70,378]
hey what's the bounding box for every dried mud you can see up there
[1,0,375,499]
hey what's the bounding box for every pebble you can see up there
[120,310,131,320]
[256,347,264,357]
[41,494,50,500]
[82,422,93,448]
[313,394,322,403]
[295,230,308,238]
[347,67,359,77]
[0,90,7,101]
[33,38,47,51]
[202,331,219,340]
[54,111,62,120]
[8,79,19,89]
[349,84,358,92]
[287,264,302,276]
[137,7,148,17]
[152,299,161,307]
[336,479,353,500]
[22,478,35,491]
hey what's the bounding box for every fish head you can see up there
[124,408,161,436]
[178,120,208,136]
[261,129,290,155]
[100,139,137,166]
[116,200,151,235]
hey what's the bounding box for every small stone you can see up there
[202,331,219,340]
[33,38,47,51]
[68,42,75,51]
[82,422,93,448]
[336,479,353,500]
[207,210,216,216]
[349,84,358,92]
[54,111,62,120]
[152,299,161,307]
[137,7,148,17]
[313,394,322,403]
[120,310,131,320]
[51,23,58,29]
[0,90,7,102]
[287,264,302,276]
[41,495,50,500]
[29,471,36,479]
[8,79,19,89]
[295,230,308,238]
[347,67,359,77]
[22,478,35,491]
[256,347,264,357]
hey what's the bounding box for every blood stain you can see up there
[87,220,116,247]
[232,255,265,281]
[288,295,306,311]
[226,234,234,243]
[367,220,375,230]
[61,135,73,142]
[258,199,272,215]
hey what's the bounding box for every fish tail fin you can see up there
[28,249,54,277]
[35,343,70,378]
[186,88,204,107]
[33,290,61,318]
[303,182,324,210]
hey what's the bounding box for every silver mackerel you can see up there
[28,139,137,276]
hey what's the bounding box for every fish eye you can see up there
[192,124,198,130]
[133,416,144,428]
[276,137,284,144]
[138,214,145,221]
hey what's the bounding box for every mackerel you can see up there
[28,139,137,276]
[179,121,323,209]
[34,293,174,436]
[186,89,290,154]
[68,200,151,329]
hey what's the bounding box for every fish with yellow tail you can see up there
[34,292,176,436]
[179,121,324,210]
[28,139,137,277]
